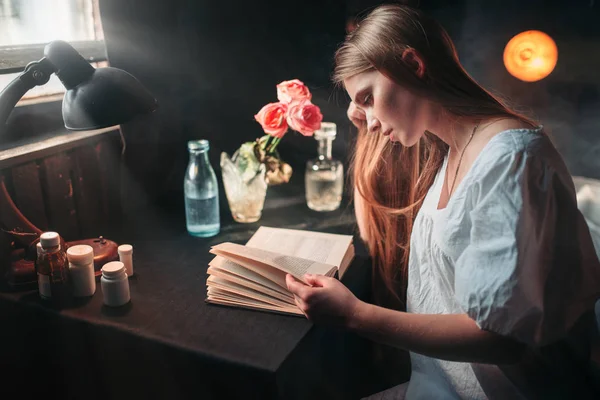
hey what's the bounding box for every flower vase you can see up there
[220,151,268,223]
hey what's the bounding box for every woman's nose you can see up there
[367,117,381,134]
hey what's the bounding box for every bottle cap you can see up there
[40,232,60,248]
[118,244,133,255]
[102,261,126,278]
[67,245,94,265]
[188,140,209,152]
[314,122,337,139]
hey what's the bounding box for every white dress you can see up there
[402,127,600,399]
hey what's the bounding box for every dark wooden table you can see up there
[0,185,396,400]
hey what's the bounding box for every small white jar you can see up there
[101,261,130,307]
[118,244,134,277]
[67,245,96,297]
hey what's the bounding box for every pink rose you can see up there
[287,100,323,136]
[276,79,312,104]
[255,102,289,138]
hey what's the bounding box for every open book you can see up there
[206,226,355,316]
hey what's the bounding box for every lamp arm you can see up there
[0,58,55,248]
[0,175,41,248]
[0,58,55,137]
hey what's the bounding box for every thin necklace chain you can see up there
[448,121,481,197]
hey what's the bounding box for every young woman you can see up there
[285,5,600,399]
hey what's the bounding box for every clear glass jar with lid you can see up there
[305,122,343,211]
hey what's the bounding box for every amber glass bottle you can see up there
[36,232,71,304]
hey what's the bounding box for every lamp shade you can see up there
[44,40,157,130]
[503,31,558,82]
[61,67,158,130]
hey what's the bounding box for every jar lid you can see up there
[102,261,125,277]
[118,244,133,255]
[40,232,60,248]
[188,140,209,151]
[67,245,94,264]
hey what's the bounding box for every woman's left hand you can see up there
[285,273,363,328]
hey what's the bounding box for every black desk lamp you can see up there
[0,40,157,135]
[0,40,157,287]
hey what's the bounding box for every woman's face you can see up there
[344,70,435,147]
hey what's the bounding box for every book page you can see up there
[206,271,294,304]
[211,242,336,281]
[210,247,288,287]
[206,296,303,316]
[207,279,295,308]
[246,226,353,268]
[209,257,292,299]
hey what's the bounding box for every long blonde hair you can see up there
[334,5,537,308]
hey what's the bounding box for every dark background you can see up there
[91,0,600,215]
[1,0,597,223]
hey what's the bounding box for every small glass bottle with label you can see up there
[36,231,71,304]
[305,122,344,211]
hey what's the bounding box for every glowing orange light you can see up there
[503,30,558,82]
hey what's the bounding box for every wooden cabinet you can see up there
[0,128,122,282]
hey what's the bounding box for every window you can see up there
[0,0,107,102]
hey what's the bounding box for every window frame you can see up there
[0,0,109,149]
[0,39,107,74]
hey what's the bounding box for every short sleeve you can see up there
[454,149,600,347]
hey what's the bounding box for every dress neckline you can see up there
[430,125,544,213]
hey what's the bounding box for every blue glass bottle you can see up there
[184,140,220,237]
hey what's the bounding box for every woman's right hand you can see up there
[285,273,363,328]
[347,101,366,128]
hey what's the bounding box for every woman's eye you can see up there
[362,94,372,105]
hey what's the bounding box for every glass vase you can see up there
[220,151,268,223]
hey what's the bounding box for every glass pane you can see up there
[0,0,105,103]
[0,0,99,46]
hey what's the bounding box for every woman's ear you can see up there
[401,48,426,79]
